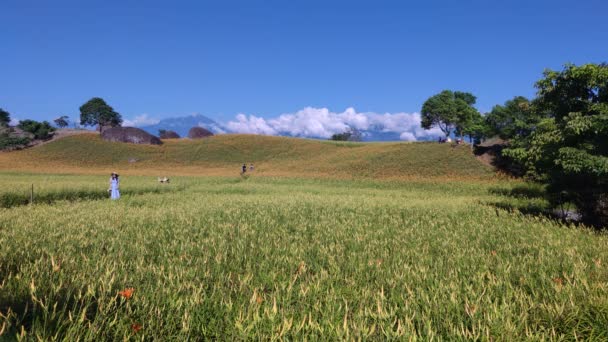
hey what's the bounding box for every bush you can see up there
[17,119,56,140]
[0,134,31,150]
[330,129,362,142]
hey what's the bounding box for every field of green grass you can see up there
[1,173,607,340]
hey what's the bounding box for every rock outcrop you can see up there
[101,127,162,145]
[188,126,214,139]
[159,130,180,139]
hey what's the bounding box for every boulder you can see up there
[101,127,162,145]
[159,130,180,139]
[188,126,214,139]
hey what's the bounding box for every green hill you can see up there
[0,134,493,179]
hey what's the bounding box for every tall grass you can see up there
[0,173,183,208]
[0,174,607,339]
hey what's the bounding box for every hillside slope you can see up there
[0,134,493,179]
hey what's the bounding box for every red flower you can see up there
[118,288,134,299]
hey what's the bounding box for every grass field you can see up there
[1,172,607,340]
[0,134,493,179]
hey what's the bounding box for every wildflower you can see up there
[131,323,142,333]
[118,287,134,299]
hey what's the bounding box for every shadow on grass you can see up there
[488,183,546,199]
[0,186,183,208]
[474,143,525,176]
[487,183,582,225]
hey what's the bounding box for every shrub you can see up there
[17,119,56,140]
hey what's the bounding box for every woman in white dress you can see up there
[110,172,120,200]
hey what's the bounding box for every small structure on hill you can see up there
[158,130,180,139]
[188,126,214,139]
[101,127,162,145]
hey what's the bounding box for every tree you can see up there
[485,96,541,140]
[503,63,608,227]
[79,98,122,133]
[0,108,10,127]
[421,90,479,138]
[54,115,69,128]
[17,119,56,140]
[462,111,491,145]
[330,128,362,142]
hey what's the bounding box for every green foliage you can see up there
[485,96,541,140]
[0,174,607,339]
[79,97,122,132]
[330,129,362,142]
[460,110,491,145]
[0,108,10,127]
[53,115,69,128]
[421,90,480,138]
[17,119,56,140]
[0,135,30,150]
[504,63,608,227]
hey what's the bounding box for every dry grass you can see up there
[0,134,494,180]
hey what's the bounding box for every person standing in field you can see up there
[109,172,120,200]
[249,163,254,172]
[241,164,247,174]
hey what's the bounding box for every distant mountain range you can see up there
[140,115,226,138]
[139,114,426,142]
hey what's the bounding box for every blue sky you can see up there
[1,0,607,137]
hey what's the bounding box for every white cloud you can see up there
[122,114,160,127]
[204,123,226,134]
[225,107,445,141]
[399,132,417,141]
[9,118,19,126]
[225,114,278,135]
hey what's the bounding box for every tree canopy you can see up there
[485,96,541,140]
[330,129,362,142]
[79,98,122,132]
[0,108,10,127]
[17,119,56,140]
[421,90,480,138]
[503,63,608,226]
[54,115,69,128]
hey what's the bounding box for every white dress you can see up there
[110,178,120,200]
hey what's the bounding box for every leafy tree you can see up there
[503,63,608,227]
[462,111,492,145]
[54,115,69,128]
[421,90,479,138]
[0,108,10,127]
[17,119,56,140]
[485,96,542,140]
[79,98,122,133]
[330,129,362,142]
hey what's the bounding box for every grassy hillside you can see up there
[0,134,493,179]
